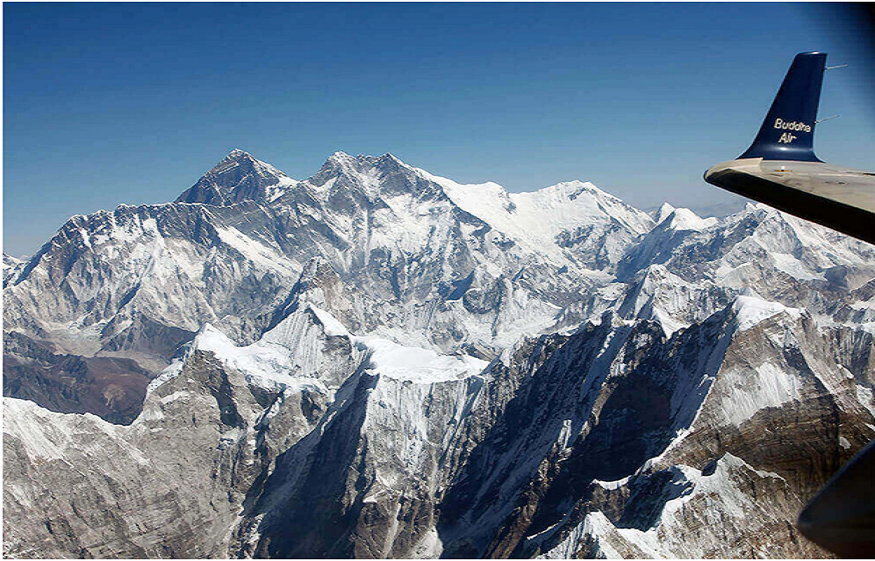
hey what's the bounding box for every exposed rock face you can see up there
[3,331,152,425]
[520,305,873,559]
[4,150,658,423]
[4,305,347,558]
[176,149,300,206]
[4,150,875,558]
[3,252,25,285]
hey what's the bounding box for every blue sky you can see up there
[4,2,875,257]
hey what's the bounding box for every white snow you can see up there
[159,390,190,406]
[3,398,70,461]
[720,361,803,426]
[539,511,623,559]
[255,160,299,202]
[146,358,187,397]
[593,475,631,491]
[550,455,788,559]
[355,336,487,383]
[650,307,688,338]
[193,321,330,393]
[663,207,717,232]
[732,295,802,332]
[214,225,298,275]
[413,168,653,259]
[179,304,486,391]
[3,397,150,467]
[410,527,443,558]
[309,304,350,337]
[770,252,823,281]
[856,385,875,418]
[655,202,677,224]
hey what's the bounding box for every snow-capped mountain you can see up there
[3,252,25,285]
[176,148,300,205]
[4,150,654,355]
[3,150,656,421]
[4,150,874,558]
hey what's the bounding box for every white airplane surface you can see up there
[705,52,875,245]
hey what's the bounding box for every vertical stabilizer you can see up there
[738,52,827,161]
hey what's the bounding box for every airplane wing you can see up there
[707,51,875,557]
[704,52,875,245]
[797,439,875,557]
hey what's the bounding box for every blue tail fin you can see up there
[738,52,827,162]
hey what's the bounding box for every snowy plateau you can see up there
[4,149,875,558]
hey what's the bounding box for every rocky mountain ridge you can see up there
[4,150,875,558]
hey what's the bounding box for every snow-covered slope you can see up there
[5,150,653,370]
[4,149,875,558]
[176,148,299,205]
[420,167,653,264]
[3,252,26,285]
[7,291,872,558]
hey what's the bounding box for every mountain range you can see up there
[4,150,874,558]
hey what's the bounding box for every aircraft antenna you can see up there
[825,64,848,70]
[815,114,840,124]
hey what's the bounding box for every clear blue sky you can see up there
[4,2,875,257]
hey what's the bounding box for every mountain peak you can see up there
[226,148,250,159]
[209,148,257,170]
[327,150,355,164]
[176,151,297,206]
[205,148,257,173]
[660,207,716,232]
[318,151,369,178]
[379,152,403,164]
[655,203,677,224]
[309,151,422,200]
[323,151,407,170]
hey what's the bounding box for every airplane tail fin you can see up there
[738,51,827,162]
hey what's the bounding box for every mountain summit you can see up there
[176,149,298,205]
[4,150,875,559]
